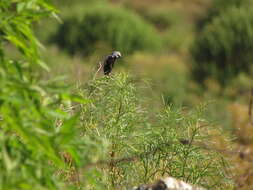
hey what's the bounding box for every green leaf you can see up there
[17,2,26,13]
[37,60,50,71]
[2,144,19,172]
[62,94,91,104]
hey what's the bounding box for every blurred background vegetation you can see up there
[1,0,253,189]
[38,0,252,124]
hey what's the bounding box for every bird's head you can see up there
[111,51,122,59]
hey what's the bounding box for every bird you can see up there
[103,51,122,75]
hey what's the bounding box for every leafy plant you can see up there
[191,7,253,84]
[0,1,232,189]
[196,0,252,30]
[78,74,232,190]
[0,1,97,189]
[53,5,162,56]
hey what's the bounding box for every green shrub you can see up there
[35,0,107,43]
[191,7,253,84]
[53,6,162,56]
[0,1,232,189]
[78,73,232,189]
[0,1,104,189]
[197,0,252,30]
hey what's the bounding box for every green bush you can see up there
[35,0,107,43]
[79,74,232,189]
[0,1,104,189]
[53,6,162,56]
[0,1,232,189]
[191,7,253,84]
[197,0,252,30]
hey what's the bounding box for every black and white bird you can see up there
[103,51,122,75]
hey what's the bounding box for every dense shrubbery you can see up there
[0,1,232,189]
[196,0,252,30]
[0,1,75,189]
[79,74,232,189]
[53,5,162,56]
[0,1,103,189]
[191,7,253,84]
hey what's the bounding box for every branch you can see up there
[82,140,253,171]
[249,88,253,125]
[93,61,103,80]
[83,143,170,170]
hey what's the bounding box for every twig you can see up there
[84,155,138,170]
[249,88,253,125]
[93,61,103,80]
[81,140,253,173]
[82,143,170,171]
